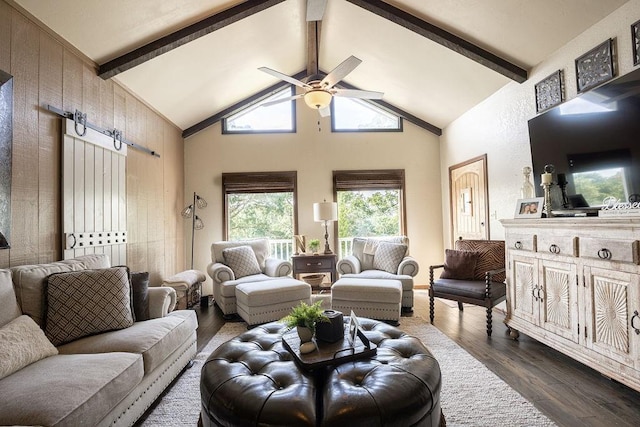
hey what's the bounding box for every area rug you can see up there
[140,317,555,426]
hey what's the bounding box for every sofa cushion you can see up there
[0,269,21,328]
[57,310,197,374]
[219,274,276,297]
[223,245,262,279]
[10,262,85,327]
[212,239,270,270]
[433,278,507,300]
[0,315,58,380]
[373,242,408,274]
[131,271,150,321]
[0,352,142,427]
[440,249,480,280]
[45,266,134,346]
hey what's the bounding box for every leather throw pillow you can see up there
[440,249,480,280]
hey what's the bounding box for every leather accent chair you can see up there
[429,240,506,336]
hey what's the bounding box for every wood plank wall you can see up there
[0,1,185,284]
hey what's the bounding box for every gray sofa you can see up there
[0,254,198,427]
[337,236,419,310]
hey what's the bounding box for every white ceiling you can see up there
[14,0,629,134]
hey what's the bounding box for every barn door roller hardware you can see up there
[45,104,160,158]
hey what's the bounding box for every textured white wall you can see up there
[185,102,443,293]
[440,0,640,247]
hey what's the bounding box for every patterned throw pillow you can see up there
[440,249,480,280]
[223,245,262,279]
[45,266,134,346]
[373,242,408,274]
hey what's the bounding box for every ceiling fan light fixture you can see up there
[304,89,332,110]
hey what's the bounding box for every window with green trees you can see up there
[222,172,298,259]
[573,167,626,206]
[333,170,406,257]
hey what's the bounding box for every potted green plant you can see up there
[308,239,320,254]
[282,301,329,343]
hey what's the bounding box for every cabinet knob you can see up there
[549,244,560,254]
[597,248,612,260]
[632,310,640,335]
[514,241,522,249]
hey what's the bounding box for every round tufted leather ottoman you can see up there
[200,318,443,427]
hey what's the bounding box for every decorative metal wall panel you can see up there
[575,39,615,93]
[633,19,640,66]
[535,70,563,113]
[0,70,12,250]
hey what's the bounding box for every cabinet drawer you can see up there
[580,238,640,264]
[506,233,536,251]
[293,257,333,271]
[536,235,578,257]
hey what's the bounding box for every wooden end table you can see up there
[292,254,337,289]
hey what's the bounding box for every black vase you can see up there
[316,310,344,343]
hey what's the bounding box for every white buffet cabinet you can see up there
[501,218,640,392]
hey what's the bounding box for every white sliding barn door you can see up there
[62,119,127,264]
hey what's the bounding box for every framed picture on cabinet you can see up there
[575,39,615,93]
[514,197,544,219]
[632,19,640,66]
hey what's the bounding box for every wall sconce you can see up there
[313,200,338,254]
[182,192,207,269]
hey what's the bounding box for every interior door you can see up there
[449,154,489,241]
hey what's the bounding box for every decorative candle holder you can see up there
[542,182,553,218]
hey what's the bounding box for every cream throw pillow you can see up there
[223,245,262,279]
[373,242,408,274]
[0,315,58,380]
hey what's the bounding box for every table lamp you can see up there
[313,200,338,254]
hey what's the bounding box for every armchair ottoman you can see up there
[207,239,292,317]
[337,236,418,311]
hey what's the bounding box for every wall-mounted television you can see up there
[528,67,640,212]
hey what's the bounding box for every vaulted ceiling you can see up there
[13,0,629,137]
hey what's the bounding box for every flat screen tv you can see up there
[528,67,640,212]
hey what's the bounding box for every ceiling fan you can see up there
[258,55,384,117]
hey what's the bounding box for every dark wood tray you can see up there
[282,325,377,371]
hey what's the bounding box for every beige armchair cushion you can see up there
[211,238,270,270]
[223,246,262,278]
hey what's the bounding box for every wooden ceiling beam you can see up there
[98,0,286,79]
[306,21,321,77]
[345,0,527,83]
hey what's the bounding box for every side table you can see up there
[292,254,337,286]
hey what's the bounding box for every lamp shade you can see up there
[314,201,338,222]
[304,89,332,110]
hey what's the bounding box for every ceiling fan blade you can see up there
[259,67,310,89]
[320,56,362,88]
[306,0,327,21]
[333,89,384,99]
[319,105,331,117]
[260,94,303,107]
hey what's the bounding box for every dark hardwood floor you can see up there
[194,289,640,426]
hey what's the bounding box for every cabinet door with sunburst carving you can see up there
[539,259,579,343]
[584,267,639,368]
[510,253,538,325]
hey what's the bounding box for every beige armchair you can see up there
[337,236,419,311]
[207,238,292,317]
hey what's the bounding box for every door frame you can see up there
[449,154,490,243]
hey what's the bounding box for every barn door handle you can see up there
[632,310,640,335]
